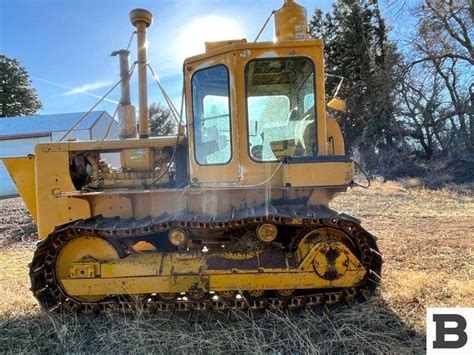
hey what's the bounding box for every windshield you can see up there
[246,57,316,162]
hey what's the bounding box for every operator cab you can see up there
[185,46,330,184]
[180,0,350,186]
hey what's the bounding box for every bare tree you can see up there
[399,65,453,158]
[407,0,473,152]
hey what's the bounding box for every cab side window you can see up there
[192,65,232,165]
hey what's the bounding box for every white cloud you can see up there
[63,81,112,96]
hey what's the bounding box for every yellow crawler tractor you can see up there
[3,0,381,313]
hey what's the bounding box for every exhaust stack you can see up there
[111,49,137,139]
[130,8,153,139]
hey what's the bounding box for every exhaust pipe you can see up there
[130,8,153,139]
[111,49,137,139]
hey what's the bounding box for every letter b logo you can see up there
[427,308,473,354]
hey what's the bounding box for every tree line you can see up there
[311,0,472,177]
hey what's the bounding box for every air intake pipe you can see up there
[130,8,153,139]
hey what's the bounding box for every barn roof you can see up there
[0,111,110,139]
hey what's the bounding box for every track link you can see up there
[29,214,382,315]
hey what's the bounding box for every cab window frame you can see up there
[191,64,233,166]
[244,56,318,163]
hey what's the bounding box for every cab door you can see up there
[185,53,240,185]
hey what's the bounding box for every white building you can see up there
[0,111,118,196]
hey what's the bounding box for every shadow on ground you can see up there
[0,295,425,353]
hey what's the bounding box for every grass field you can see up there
[0,179,472,353]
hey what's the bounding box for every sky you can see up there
[0,0,406,116]
[0,0,335,116]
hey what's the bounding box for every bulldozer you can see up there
[2,0,381,314]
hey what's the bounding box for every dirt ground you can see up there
[0,180,472,353]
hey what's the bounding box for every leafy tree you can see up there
[310,0,402,156]
[0,55,42,117]
[148,102,176,136]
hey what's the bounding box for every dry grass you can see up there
[1,179,473,353]
[0,198,36,247]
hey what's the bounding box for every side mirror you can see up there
[327,98,346,112]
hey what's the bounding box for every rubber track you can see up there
[29,214,382,315]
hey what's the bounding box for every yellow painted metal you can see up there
[327,98,347,112]
[296,228,357,264]
[57,230,367,297]
[61,276,202,296]
[56,236,120,301]
[208,271,363,292]
[100,252,205,278]
[274,0,309,41]
[61,270,364,297]
[42,136,182,152]
[283,161,353,187]
[70,263,97,278]
[33,146,91,239]
[299,242,362,277]
[89,194,133,219]
[205,39,247,52]
[1,156,38,223]
[327,116,345,156]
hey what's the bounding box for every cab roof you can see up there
[183,38,323,66]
